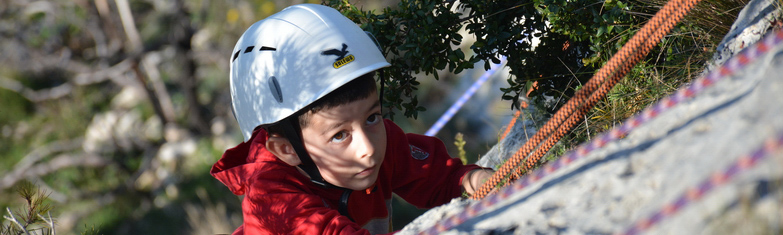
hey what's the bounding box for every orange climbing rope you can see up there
[472,0,704,199]
[500,110,522,140]
[500,82,537,140]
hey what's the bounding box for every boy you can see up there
[211,4,494,234]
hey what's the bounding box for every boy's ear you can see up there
[266,136,302,166]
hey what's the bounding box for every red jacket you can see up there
[211,119,480,234]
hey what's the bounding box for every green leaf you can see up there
[525,80,534,93]
[455,49,465,60]
[549,4,560,13]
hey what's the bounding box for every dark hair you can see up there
[264,72,378,136]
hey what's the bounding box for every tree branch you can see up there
[0,57,134,102]
[0,75,72,102]
[4,208,30,235]
[10,139,83,178]
[132,60,173,124]
[72,58,133,85]
[115,0,143,53]
[1,153,108,190]
[37,212,55,235]
[140,54,176,123]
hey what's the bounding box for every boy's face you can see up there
[300,92,386,191]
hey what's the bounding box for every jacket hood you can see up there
[211,128,283,195]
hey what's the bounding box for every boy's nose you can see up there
[354,129,375,159]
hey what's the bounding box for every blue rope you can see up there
[424,56,507,136]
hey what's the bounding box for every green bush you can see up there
[328,0,746,150]
[1,182,55,235]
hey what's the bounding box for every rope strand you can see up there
[421,29,783,234]
[472,0,704,199]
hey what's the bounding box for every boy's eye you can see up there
[366,114,381,125]
[331,131,348,143]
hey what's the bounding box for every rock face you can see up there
[398,0,783,234]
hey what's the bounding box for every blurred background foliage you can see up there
[0,0,747,233]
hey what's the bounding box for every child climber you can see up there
[211,4,494,234]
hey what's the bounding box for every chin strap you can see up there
[279,117,356,221]
[339,190,353,222]
[280,117,326,185]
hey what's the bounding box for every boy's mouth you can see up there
[356,165,376,177]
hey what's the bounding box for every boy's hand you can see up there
[463,169,495,196]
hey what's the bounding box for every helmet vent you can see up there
[233,46,277,62]
[268,76,284,103]
[259,46,276,51]
[232,50,240,62]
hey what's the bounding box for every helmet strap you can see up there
[279,117,356,221]
[279,117,342,189]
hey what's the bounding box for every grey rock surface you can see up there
[474,101,541,171]
[398,0,783,234]
[706,0,782,72]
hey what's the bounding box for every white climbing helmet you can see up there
[229,4,390,141]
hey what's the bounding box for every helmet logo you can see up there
[322,43,355,69]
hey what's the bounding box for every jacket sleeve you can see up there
[385,121,481,208]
